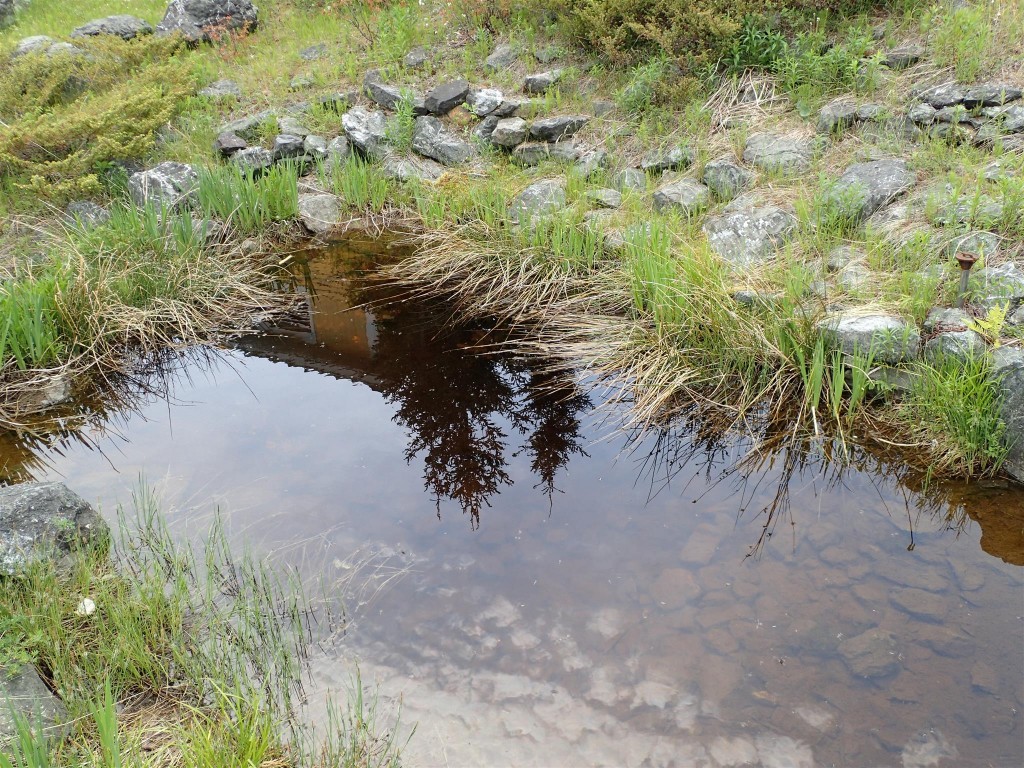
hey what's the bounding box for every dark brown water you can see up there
[2,238,1022,767]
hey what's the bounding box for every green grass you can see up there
[0,483,405,767]
[199,162,301,234]
[317,156,392,213]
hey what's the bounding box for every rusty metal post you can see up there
[955,252,979,309]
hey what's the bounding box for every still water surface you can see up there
[2,238,1022,767]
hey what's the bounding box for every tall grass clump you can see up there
[318,156,391,213]
[0,268,68,371]
[199,162,301,234]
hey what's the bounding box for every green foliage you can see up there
[0,268,68,371]
[0,37,195,201]
[386,94,418,153]
[926,3,993,81]
[318,156,392,212]
[615,55,671,113]
[968,302,1010,345]
[198,162,301,234]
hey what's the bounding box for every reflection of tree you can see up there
[366,285,591,528]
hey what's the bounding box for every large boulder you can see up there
[155,0,259,45]
[702,196,797,268]
[1,664,69,742]
[71,15,153,40]
[11,35,85,58]
[825,158,916,222]
[0,482,107,576]
[127,162,199,211]
[742,132,814,173]
[818,313,921,365]
[411,116,474,165]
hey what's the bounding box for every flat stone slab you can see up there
[424,79,469,114]
[826,158,916,221]
[742,132,814,173]
[412,116,474,165]
[0,482,107,576]
[71,15,153,40]
[818,313,921,365]
[703,199,797,268]
[1,664,69,742]
[127,162,199,211]
[298,193,342,235]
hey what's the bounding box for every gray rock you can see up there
[0,0,15,28]
[826,158,916,222]
[0,664,69,742]
[575,150,608,178]
[641,146,693,173]
[962,83,1022,109]
[991,346,1024,482]
[884,45,924,70]
[213,130,247,157]
[856,103,887,121]
[923,306,970,334]
[493,98,525,118]
[826,244,861,272]
[652,179,709,215]
[276,116,308,138]
[586,188,622,209]
[490,117,529,148]
[218,110,273,141]
[837,262,870,291]
[65,201,110,229]
[302,134,327,160]
[592,99,615,117]
[299,44,326,61]
[890,587,949,622]
[289,73,315,91]
[508,178,566,225]
[511,141,581,166]
[533,45,560,64]
[613,168,647,192]
[913,82,968,108]
[71,15,153,40]
[838,628,901,679]
[817,98,859,134]
[297,193,342,235]
[701,157,753,201]
[230,146,274,172]
[342,106,387,158]
[364,72,426,113]
[485,43,517,71]
[742,132,814,173]
[944,230,1000,259]
[11,35,86,58]
[524,69,563,94]
[198,79,242,99]
[466,88,504,116]
[156,0,258,44]
[272,133,305,161]
[128,161,199,211]
[703,200,798,268]
[424,79,469,114]
[971,262,1024,309]
[819,313,921,365]
[326,136,350,163]
[471,115,500,143]
[0,483,107,576]
[924,330,987,362]
[380,153,444,183]
[934,105,974,124]
[318,91,358,114]
[403,46,427,69]
[529,115,589,142]
[907,102,937,125]
[411,116,474,165]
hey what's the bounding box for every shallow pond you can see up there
[2,237,1022,767]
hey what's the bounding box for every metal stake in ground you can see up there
[955,252,979,309]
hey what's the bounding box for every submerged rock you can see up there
[508,178,566,225]
[127,161,199,211]
[71,15,153,40]
[0,482,108,576]
[838,628,901,679]
[156,0,259,44]
[412,116,474,165]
